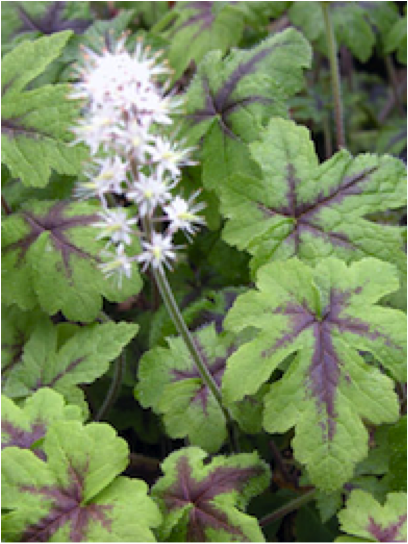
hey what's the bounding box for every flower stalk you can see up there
[321,1,346,149]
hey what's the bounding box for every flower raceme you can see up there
[70,35,204,285]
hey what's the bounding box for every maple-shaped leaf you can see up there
[289,2,399,62]
[1,2,92,49]
[1,32,88,187]
[2,314,138,413]
[152,446,270,542]
[2,388,83,460]
[220,118,407,276]
[1,200,142,322]
[223,257,406,491]
[1,421,161,542]
[135,324,264,453]
[182,28,312,191]
[160,2,246,81]
[337,490,407,543]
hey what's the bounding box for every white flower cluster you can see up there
[71,36,205,285]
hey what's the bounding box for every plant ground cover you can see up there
[1,1,407,542]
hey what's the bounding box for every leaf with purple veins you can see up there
[337,490,407,542]
[2,315,138,414]
[2,389,83,460]
[2,199,142,322]
[1,421,161,542]
[1,32,88,187]
[220,118,407,282]
[182,28,312,191]
[152,446,269,542]
[223,257,406,491]
[135,324,264,453]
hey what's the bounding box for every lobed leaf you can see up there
[182,28,312,190]
[220,118,407,276]
[223,257,406,491]
[161,2,246,82]
[1,32,88,187]
[337,490,407,542]
[1,388,83,459]
[2,315,138,413]
[2,200,142,322]
[1,421,161,542]
[136,324,263,453]
[152,446,270,542]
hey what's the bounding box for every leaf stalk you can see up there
[259,488,317,527]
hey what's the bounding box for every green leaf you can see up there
[223,257,406,491]
[2,200,142,321]
[384,13,407,64]
[136,324,263,453]
[1,32,87,187]
[1,421,161,541]
[1,2,92,50]
[220,118,406,276]
[289,2,399,62]
[1,388,83,458]
[2,315,138,412]
[337,490,407,542]
[152,446,270,542]
[161,2,246,82]
[183,28,312,191]
[382,415,407,492]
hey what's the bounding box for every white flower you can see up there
[71,104,120,154]
[75,156,128,204]
[149,136,196,179]
[93,208,138,245]
[73,37,171,112]
[137,232,177,270]
[164,193,205,238]
[99,244,134,287]
[127,174,176,217]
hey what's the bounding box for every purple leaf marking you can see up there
[16,1,91,35]
[172,2,215,40]
[164,455,260,541]
[32,356,86,392]
[2,420,47,460]
[367,513,407,542]
[6,202,99,276]
[188,32,292,139]
[171,339,234,413]
[259,164,379,253]
[21,466,112,542]
[263,288,392,440]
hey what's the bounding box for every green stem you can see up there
[94,351,126,422]
[321,2,346,149]
[259,489,317,528]
[150,9,177,34]
[153,265,226,410]
[384,55,404,116]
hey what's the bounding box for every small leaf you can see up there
[220,118,406,276]
[152,446,270,542]
[183,28,312,190]
[1,388,83,459]
[1,421,161,542]
[2,315,138,412]
[384,12,407,65]
[2,200,142,321]
[337,490,407,542]
[1,32,87,187]
[136,324,262,453]
[223,257,406,491]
